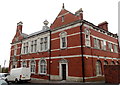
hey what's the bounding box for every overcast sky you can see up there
[0,0,119,67]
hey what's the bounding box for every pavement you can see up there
[30,79,120,85]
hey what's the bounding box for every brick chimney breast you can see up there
[98,21,108,31]
[75,8,83,20]
[16,21,23,36]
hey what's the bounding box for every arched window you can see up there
[84,28,90,47]
[40,60,47,74]
[111,61,115,65]
[22,61,27,67]
[30,60,36,73]
[104,61,108,65]
[60,32,67,49]
[116,61,119,65]
[12,65,15,68]
[96,60,102,76]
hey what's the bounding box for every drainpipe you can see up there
[49,29,51,80]
[80,22,85,82]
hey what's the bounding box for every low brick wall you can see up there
[104,65,120,84]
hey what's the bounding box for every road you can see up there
[9,82,119,85]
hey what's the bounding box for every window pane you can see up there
[62,37,66,47]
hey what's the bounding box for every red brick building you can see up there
[9,6,119,82]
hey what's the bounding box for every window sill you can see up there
[31,72,36,75]
[85,46,91,48]
[60,47,67,50]
[39,73,47,75]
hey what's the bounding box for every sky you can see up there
[0,0,119,67]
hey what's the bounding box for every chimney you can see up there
[98,21,108,31]
[75,8,83,20]
[16,21,23,35]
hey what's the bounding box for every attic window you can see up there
[62,16,64,22]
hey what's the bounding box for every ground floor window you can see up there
[22,61,27,67]
[111,61,115,65]
[30,60,36,73]
[104,61,108,65]
[116,61,119,65]
[40,60,47,74]
[96,60,102,76]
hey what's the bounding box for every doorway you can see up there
[61,64,66,80]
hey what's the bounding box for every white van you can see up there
[5,67,31,83]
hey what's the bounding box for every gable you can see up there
[50,9,79,29]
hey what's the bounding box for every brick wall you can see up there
[104,65,120,83]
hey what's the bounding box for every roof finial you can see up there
[62,3,65,9]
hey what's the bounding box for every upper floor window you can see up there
[44,37,48,50]
[34,40,37,52]
[26,42,29,53]
[108,43,113,52]
[23,43,25,54]
[31,41,33,52]
[40,37,48,51]
[62,16,64,22]
[114,45,118,53]
[60,32,67,49]
[84,28,90,47]
[101,40,106,50]
[94,38,100,49]
[40,38,43,51]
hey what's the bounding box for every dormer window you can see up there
[62,16,64,22]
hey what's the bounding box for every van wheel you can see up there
[5,79,9,83]
[15,79,18,83]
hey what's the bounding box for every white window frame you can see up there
[103,40,106,50]
[30,60,36,74]
[22,61,27,67]
[60,31,67,49]
[96,60,102,76]
[94,38,100,49]
[31,41,34,53]
[62,16,64,22]
[111,61,115,65]
[84,28,91,47]
[14,45,17,55]
[108,43,113,52]
[114,45,118,53]
[104,61,108,65]
[44,37,48,51]
[34,40,37,52]
[26,42,29,54]
[39,59,47,75]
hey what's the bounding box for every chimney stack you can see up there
[75,8,83,20]
[16,21,23,35]
[98,21,108,31]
